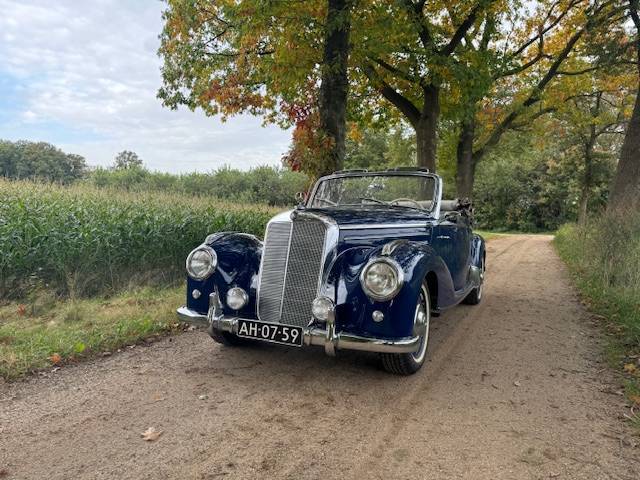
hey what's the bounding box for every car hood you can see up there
[300,207,433,227]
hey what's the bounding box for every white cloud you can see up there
[0,0,291,173]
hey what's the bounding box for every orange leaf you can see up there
[50,353,62,365]
[17,304,26,316]
[629,395,640,406]
[142,427,163,442]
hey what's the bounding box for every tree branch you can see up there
[440,2,491,57]
[402,0,433,51]
[363,64,421,125]
[370,57,421,85]
[508,0,582,60]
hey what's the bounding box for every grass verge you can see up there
[476,230,507,241]
[0,286,185,381]
[555,215,640,428]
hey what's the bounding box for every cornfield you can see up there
[0,179,279,299]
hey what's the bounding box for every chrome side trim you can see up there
[340,223,428,230]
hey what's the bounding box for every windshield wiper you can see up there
[358,197,388,205]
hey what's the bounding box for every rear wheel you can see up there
[381,283,430,375]
[463,256,485,305]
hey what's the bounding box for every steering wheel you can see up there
[390,197,423,209]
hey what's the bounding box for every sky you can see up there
[0,0,291,173]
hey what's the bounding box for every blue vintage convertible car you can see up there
[177,169,485,374]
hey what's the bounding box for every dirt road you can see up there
[1,235,638,479]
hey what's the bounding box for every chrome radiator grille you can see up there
[257,218,327,327]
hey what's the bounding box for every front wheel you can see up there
[381,282,430,375]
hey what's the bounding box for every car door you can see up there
[432,211,472,291]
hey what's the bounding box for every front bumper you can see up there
[176,293,421,356]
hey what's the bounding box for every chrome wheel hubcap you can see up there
[411,285,430,363]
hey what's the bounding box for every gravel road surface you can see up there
[1,235,638,479]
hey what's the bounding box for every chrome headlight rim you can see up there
[359,257,404,302]
[186,245,217,281]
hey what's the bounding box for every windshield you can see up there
[309,174,437,211]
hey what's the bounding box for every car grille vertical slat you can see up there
[258,218,327,327]
[257,222,292,323]
[281,220,327,327]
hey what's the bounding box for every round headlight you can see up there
[226,287,248,310]
[360,258,404,302]
[311,296,334,321]
[186,246,217,280]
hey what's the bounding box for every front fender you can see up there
[327,240,455,339]
[186,232,262,317]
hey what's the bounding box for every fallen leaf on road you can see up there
[142,427,163,442]
[50,353,62,365]
[514,380,521,387]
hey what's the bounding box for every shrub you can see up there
[0,179,279,299]
[84,165,309,206]
[555,210,640,350]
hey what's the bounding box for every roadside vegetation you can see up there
[0,179,277,300]
[0,286,183,380]
[555,211,640,417]
[0,180,280,380]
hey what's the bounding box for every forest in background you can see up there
[0,118,618,232]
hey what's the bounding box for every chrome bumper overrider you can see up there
[176,293,421,356]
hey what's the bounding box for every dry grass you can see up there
[0,286,184,380]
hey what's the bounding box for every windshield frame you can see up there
[306,171,443,216]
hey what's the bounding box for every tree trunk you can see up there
[578,126,596,224]
[455,117,476,199]
[609,85,640,211]
[415,85,440,172]
[318,0,351,176]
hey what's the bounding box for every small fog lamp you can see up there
[311,296,335,321]
[226,287,248,310]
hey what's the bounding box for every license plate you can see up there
[236,319,303,347]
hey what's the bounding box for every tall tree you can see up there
[452,0,621,198]
[113,150,143,170]
[354,1,496,171]
[318,0,352,174]
[0,140,86,183]
[609,0,640,210]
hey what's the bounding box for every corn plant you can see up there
[0,179,278,299]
